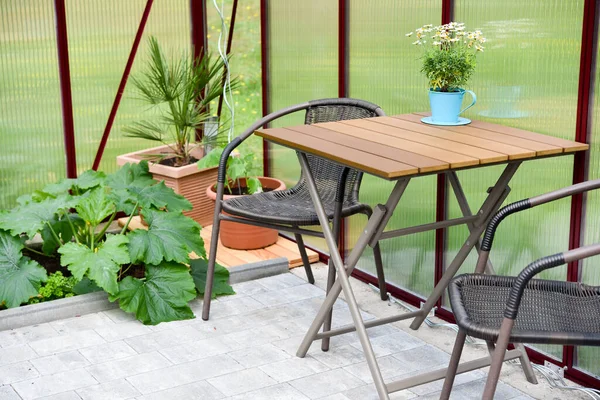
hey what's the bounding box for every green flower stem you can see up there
[89,225,95,250]
[46,221,64,246]
[65,215,80,245]
[94,209,117,242]
[119,263,133,280]
[24,246,47,256]
[120,202,139,235]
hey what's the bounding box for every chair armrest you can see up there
[481,178,600,252]
[505,243,600,320]
[217,102,310,183]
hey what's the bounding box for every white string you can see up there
[212,0,235,143]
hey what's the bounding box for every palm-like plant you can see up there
[124,36,234,167]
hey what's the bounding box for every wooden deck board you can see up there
[118,217,319,269]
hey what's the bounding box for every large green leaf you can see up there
[0,197,74,238]
[189,258,235,298]
[126,181,192,212]
[0,231,47,308]
[58,235,129,295]
[106,161,155,191]
[75,188,116,227]
[128,210,204,265]
[42,170,106,196]
[109,262,196,325]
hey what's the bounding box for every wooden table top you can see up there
[255,113,589,180]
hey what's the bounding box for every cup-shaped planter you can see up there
[429,88,477,123]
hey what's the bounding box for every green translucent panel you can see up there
[346,0,440,296]
[447,0,583,360]
[0,1,65,209]
[66,1,190,173]
[267,0,338,252]
[577,9,600,377]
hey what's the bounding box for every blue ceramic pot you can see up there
[429,88,477,123]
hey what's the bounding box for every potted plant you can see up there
[117,36,235,226]
[198,148,286,250]
[0,162,234,325]
[407,22,485,125]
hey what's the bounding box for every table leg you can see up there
[410,162,521,330]
[296,153,406,400]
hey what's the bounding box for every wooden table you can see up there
[256,113,588,399]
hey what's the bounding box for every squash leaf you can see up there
[0,196,74,238]
[75,188,115,227]
[125,181,192,213]
[189,258,235,298]
[41,214,84,255]
[42,170,106,196]
[109,262,196,325]
[106,161,156,214]
[0,230,47,308]
[128,210,204,265]
[58,234,129,295]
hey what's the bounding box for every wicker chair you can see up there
[202,99,389,333]
[440,179,600,399]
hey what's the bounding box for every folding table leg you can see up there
[410,162,521,330]
[296,153,396,400]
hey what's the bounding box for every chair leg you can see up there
[202,184,226,321]
[440,329,467,400]
[363,209,388,300]
[321,260,336,352]
[294,234,315,284]
[483,318,515,400]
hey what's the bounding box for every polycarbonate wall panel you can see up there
[0,1,65,209]
[347,0,441,296]
[66,1,190,173]
[448,0,583,359]
[577,22,600,377]
[267,1,338,251]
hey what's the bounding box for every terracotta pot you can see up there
[117,144,218,227]
[206,177,286,250]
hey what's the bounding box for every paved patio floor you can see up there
[0,264,588,400]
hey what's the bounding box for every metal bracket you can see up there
[544,360,566,378]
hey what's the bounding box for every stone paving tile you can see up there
[228,343,291,368]
[0,361,39,385]
[351,331,424,358]
[225,382,310,400]
[259,355,330,383]
[189,314,256,338]
[289,368,364,399]
[93,321,152,342]
[29,331,106,357]
[38,392,82,400]
[78,341,138,365]
[30,350,90,375]
[203,296,265,319]
[310,343,370,369]
[12,368,98,400]
[0,323,60,348]
[207,367,277,396]
[50,314,114,334]
[0,384,22,400]
[343,354,421,384]
[404,369,486,396]
[252,283,325,307]
[124,325,208,354]
[343,385,418,399]
[126,354,243,395]
[418,378,523,400]
[85,352,170,382]
[133,381,224,400]
[254,272,306,291]
[76,379,140,400]
[0,344,38,366]
[158,335,233,364]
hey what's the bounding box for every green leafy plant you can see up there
[123,36,236,167]
[0,161,234,324]
[28,271,78,304]
[197,148,262,195]
[407,22,486,92]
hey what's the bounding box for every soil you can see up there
[159,156,199,167]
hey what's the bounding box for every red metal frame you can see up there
[260,0,271,176]
[191,0,208,141]
[54,0,77,178]
[92,0,154,171]
[338,0,349,99]
[217,0,239,118]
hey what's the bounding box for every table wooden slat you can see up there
[256,127,418,178]
[371,116,534,160]
[319,121,479,168]
[412,112,589,152]
[287,124,448,173]
[342,119,509,164]
[400,114,561,156]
